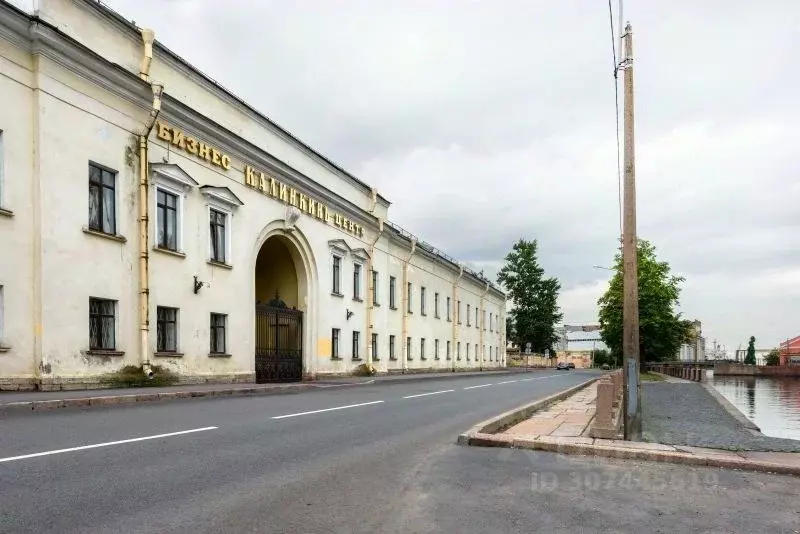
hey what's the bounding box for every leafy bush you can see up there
[103,364,179,388]
[352,363,377,377]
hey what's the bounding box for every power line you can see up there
[608,0,623,240]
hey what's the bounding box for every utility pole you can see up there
[620,20,641,440]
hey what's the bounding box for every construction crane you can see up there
[556,324,601,351]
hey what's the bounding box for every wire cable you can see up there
[608,0,623,240]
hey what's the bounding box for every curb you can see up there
[0,383,316,415]
[0,368,531,416]
[701,382,762,433]
[456,374,602,444]
[458,432,800,477]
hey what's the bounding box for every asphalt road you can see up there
[2,369,797,533]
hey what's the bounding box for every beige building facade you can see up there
[0,0,505,390]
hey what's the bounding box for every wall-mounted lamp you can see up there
[346,309,354,320]
[193,275,209,294]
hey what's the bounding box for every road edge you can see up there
[701,382,762,433]
[0,369,524,415]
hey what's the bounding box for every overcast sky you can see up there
[19,0,799,353]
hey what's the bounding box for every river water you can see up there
[711,376,800,440]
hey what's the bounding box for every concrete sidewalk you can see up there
[0,368,518,414]
[459,377,800,476]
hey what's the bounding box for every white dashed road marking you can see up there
[403,389,455,399]
[272,400,385,419]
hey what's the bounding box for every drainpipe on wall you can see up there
[401,239,417,373]
[138,28,161,379]
[366,217,384,372]
[452,266,464,372]
[479,282,489,370]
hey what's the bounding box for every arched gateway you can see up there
[253,224,315,383]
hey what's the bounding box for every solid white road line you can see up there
[497,380,519,384]
[271,400,385,419]
[520,374,562,382]
[0,427,218,464]
[403,389,455,399]
[463,384,493,390]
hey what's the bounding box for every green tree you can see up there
[764,349,780,366]
[497,239,563,353]
[592,348,611,367]
[745,336,757,365]
[597,240,691,363]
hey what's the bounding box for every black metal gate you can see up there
[255,304,303,383]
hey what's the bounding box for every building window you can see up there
[372,270,379,306]
[457,341,461,360]
[407,283,413,313]
[156,306,178,352]
[156,189,179,251]
[483,310,487,331]
[420,338,426,360]
[420,286,426,316]
[0,285,4,346]
[434,339,440,360]
[209,208,228,263]
[434,293,440,318]
[352,331,361,360]
[89,297,116,350]
[475,308,479,329]
[353,263,362,300]
[466,343,470,361]
[332,255,342,295]
[457,301,462,324]
[389,276,397,309]
[389,334,396,360]
[490,313,493,332]
[489,345,493,362]
[447,297,451,322]
[406,336,412,360]
[210,313,227,354]
[88,163,116,235]
[332,328,341,359]
[475,344,479,361]
[446,340,451,360]
[467,304,471,326]
[372,333,378,361]
[0,130,5,209]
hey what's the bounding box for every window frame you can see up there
[467,304,471,327]
[352,330,361,360]
[406,336,412,360]
[155,186,182,252]
[88,162,117,236]
[446,296,451,322]
[446,340,451,360]
[434,339,440,360]
[407,282,413,314]
[371,332,378,361]
[420,286,426,316]
[457,341,461,360]
[89,297,116,351]
[209,312,228,354]
[389,334,396,360]
[353,262,363,301]
[208,206,231,265]
[457,301,462,324]
[420,337,426,360]
[371,270,379,306]
[156,306,179,353]
[332,328,341,359]
[332,255,343,296]
[434,292,440,318]
[389,276,397,309]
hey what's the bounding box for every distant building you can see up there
[677,320,705,362]
[779,335,800,366]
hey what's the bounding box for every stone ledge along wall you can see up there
[713,363,800,377]
[590,370,623,439]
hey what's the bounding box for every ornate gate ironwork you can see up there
[255,303,303,383]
